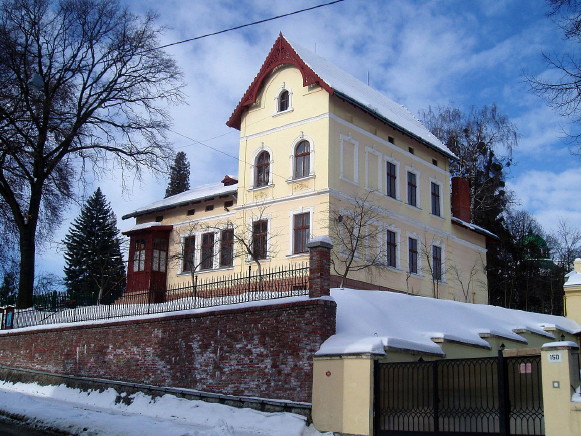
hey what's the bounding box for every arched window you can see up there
[278,90,289,112]
[255,151,270,187]
[294,140,310,179]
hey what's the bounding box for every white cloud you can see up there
[508,168,581,233]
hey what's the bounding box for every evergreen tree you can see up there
[165,151,191,197]
[63,188,125,305]
[0,271,17,306]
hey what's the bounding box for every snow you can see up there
[317,288,581,356]
[287,39,455,160]
[308,235,333,246]
[565,259,581,286]
[0,381,327,435]
[122,182,238,220]
[451,217,498,239]
[541,340,579,349]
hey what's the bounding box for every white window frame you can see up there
[429,178,444,218]
[339,134,359,185]
[249,215,272,262]
[405,166,420,209]
[288,207,314,256]
[289,135,315,180]
[385,226,401,270]
[384,156,400,200]
[365,146,382,192]
[250,145,274,190]
[430,241,446,283]
[407,232,422,277]
[273,82,293,115]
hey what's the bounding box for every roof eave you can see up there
[333,90,457,161]
[121,188,238,220]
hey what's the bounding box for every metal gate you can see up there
[374,354,544,435]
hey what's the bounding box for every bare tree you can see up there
[547,218,581,269]
[328,192,388,288]
[528,0,581,149]
[448,254,486,303]
[0,0,184,307]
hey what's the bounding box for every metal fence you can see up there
[10,264,309,329]
[375,354,544,435]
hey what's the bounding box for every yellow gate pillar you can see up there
[564,258,581,325]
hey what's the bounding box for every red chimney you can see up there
[451,177,471,223]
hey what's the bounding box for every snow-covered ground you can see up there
[0,381,327,436]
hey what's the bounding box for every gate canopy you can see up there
[317,289,581,357]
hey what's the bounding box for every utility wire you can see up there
[169,128,290,183]
[157,0,345,50]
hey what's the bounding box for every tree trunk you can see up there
[17,224,36,308]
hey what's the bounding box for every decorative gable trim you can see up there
[226,33,333,130]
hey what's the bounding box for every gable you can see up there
[226,34,333,130]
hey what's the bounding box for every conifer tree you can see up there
[63,188,125,305]
[165,151,191,197]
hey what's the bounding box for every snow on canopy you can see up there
[122,182,238,220]
[286,38,455,160]
[317,288,581,356]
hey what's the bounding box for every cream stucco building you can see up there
[122,34,493,303]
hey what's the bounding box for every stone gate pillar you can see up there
[308,236,333,298]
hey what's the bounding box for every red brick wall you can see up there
[0,299,336,403]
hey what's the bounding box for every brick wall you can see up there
[0,299,336,403]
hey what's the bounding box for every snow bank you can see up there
[317,288,581,356]
[0,381,327,435]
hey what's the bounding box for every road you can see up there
[0,415,63,436]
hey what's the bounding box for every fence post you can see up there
[307,236,333,298]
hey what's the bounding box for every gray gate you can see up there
[374,354,544,435]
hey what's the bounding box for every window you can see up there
[152,238,167,272]
[386,161,397,198]
[182,236,195,273]
[278,90,290,112]
[220,229,234,267]
[205,205,214,212]
[293,212,310,254]
[407,172,417,207]
[255,151,270,188]
[224,200,234,208]
[388,136,395,144]
[187,209,195,216]
[133,239,146,272]
[386,230,397,268]
[201,232,215,270]
[252,220,268,260]
[431,182,441,216]
[408,237,418,274]
[155,215,163,222]
[294,140,310,179]
[432,245,442,281]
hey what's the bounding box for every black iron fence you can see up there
[375,354,544,435]
[9,264,309,329]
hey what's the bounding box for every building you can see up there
[122,34,494,303]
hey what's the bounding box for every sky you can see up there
[36,0,581,279]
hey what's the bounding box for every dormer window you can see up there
[279,90,289,112]
[255,151,270,188]
[294,140,310,179]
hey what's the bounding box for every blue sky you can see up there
[37,0,581,278]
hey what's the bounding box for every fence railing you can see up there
[9,264,309,330]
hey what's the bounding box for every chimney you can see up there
[451,177,471,223]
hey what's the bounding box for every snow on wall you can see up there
[317,288,581,356]
[0,299,336,403]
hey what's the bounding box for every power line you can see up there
[169,128,290,183]
[157,0,345,50]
